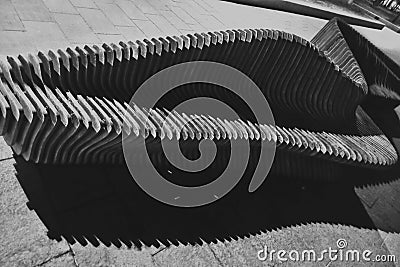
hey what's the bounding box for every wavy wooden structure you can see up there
[0,18,398,180]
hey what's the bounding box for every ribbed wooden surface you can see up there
[312,18,400,104]
[0,18,397,180]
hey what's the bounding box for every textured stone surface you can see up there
[0,137,13,161]
[146,13,179,35]
[54,13,99,43]
[12,0,54,22]
[41,253,77,267]
[78,7,116,34]
[23,20,69,51]
[132,19,163,37]
[96,33,126,43]
[42,0,78,14]
[0,0,24,31]
[71,244,156,266]
[0,30,31,57]
[154,244,221,267]
[97,3,135,26]
[69,0,97,8]
[115,0,148,20]
[116,25,146,40]
[159,10,192,31]
[0,159,72,266]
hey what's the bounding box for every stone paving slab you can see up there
[0,138,13,161]
[53,13,100,44]
[159,10,193,31]
[12,0,54,22]
[154,244,221,266]
[78,7,117,34]
[0,0,25,31]
[116,25,146,40]
[168,6,198,25]
[23,20,70,52]
[116,0,149,20]
[134,0,159,14]
[69,0,98,9]
[0,159,73,267]
[97,3,135,26]
[146,13,180,36]
[96,33,127,43]
[147,0,170,11]
[0,30,32,58]
[42,0,78,14]
[40,253,77,267]
[70,244,156,266]
[3,0,382,57]
[132,19,163,37]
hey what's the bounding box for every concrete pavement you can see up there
[0,0,400,266]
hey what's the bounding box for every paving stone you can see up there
[116,25,146,40]
[97,3,134,26]
[0,137,13,161]
[146,14,179,36]
[360,182,400,215]
[42,0,78,14]
[212,0,324,38]
[192,14,225,30]
[390,178,400,196]
[69,0,97,8]
[23,21,69,52]
[12,0,54,22]
[133,0,158,14]
[0,159,71,266]
[54,13,99,43]
[92,0,114,3]
[367,212,396,233]
[133,19,162,38]
[159,10,192,31]
[216,236,268,267]
[115,0,148,20]
[357,181,400,216]
[355,186,379,208]
[187,23,208,32]
[0,0,24,31]
[197,0,216,12]
[208,240,250,266]
[365,197,400,232]
[154,244,221,267]
[78,7,117,34]
[168,6,197,25]
[93,0,114,3]
[178,28,194,35]
[147,0,170,11]
[0,30,32,56]
[68,42,98,49]
[96,33,126,43]
[179,1,210,16]
[71,243,155,266]
[377,230,400,263]
[41,252,77,267]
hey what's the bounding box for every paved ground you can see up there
[0,0,400,266]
